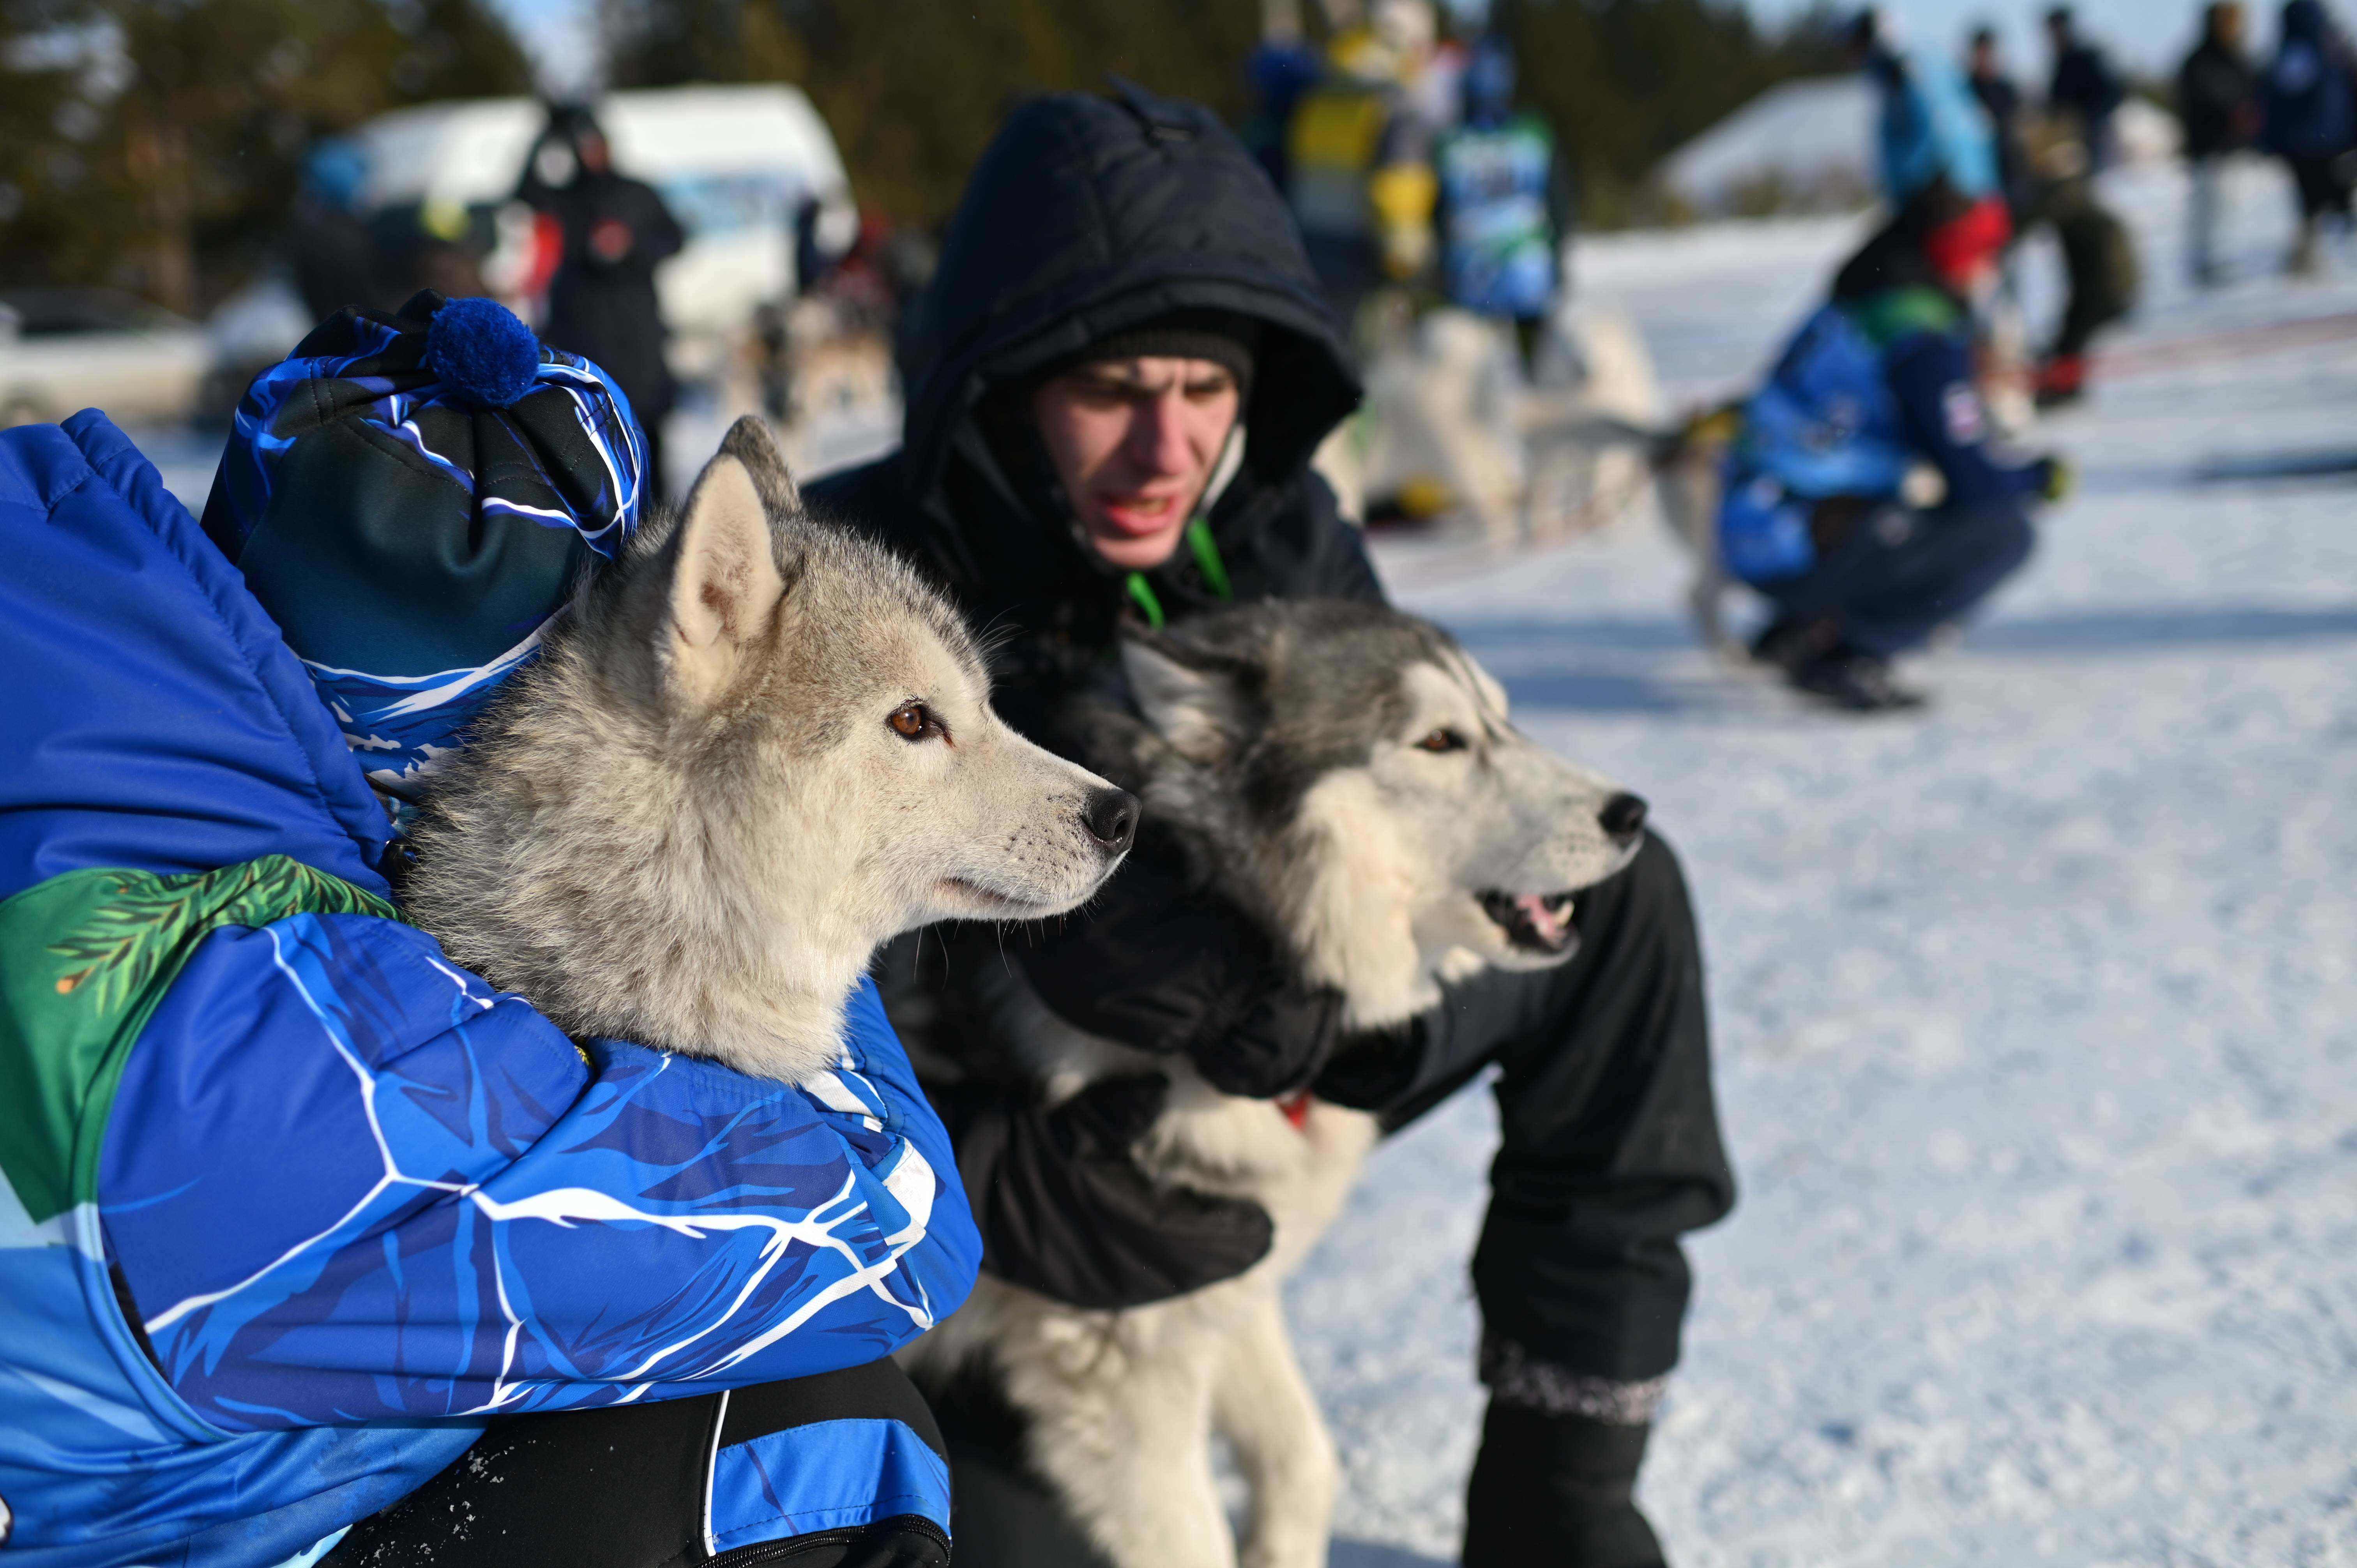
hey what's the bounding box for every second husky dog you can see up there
[900,600,1648,1568]
[405,417,1139,1085]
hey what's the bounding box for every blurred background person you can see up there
[2021,138,2139,406]
[518,103,684,496]
[290,139,386,324]
[1851,9,2006,227]
[2260,0,2357,275]
[2180,2,2262,287]
[2044,5,2126,170]
[1432,33,1567,374]
[1973,7,2140,407]
[1286,0,1441,332]
[1967,24,2034,222]
[1240,27,1328,196]
[1721,189,2066,712]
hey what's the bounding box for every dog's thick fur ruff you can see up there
[901,600,1641,1568]
[405,417,1134,1084]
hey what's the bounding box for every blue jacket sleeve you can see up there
[1884,330,2046,511]
[98,912,978,1434]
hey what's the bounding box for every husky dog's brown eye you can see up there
[1415,728,1468,753]
[889,703,934,741]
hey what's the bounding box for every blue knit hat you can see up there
[202,289,649,827]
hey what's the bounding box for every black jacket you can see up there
[808,79,1379,712]
[521,170,686,420]
[2050,41,2126,144]
[2180,35,2258,157]
[810,83,1387,1310]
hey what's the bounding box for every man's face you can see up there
[1032,355,1242,571]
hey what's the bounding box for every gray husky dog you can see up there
[899,600,1646,1568]
[404,416,1139,1084]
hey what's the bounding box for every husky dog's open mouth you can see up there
[1478,890,1580,955]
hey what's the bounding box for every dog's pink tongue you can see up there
[1514,893,1569,947]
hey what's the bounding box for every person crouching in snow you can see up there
[0,293,974,1568]
[1719,183,2070,711]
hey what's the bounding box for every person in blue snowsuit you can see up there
[1432,34,1567,371]
[2261,0,2357,273]
[0,291,978,1568]
[1720,194,2067,710]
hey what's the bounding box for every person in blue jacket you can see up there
[0,291,979,1568]
[1432,34,1568,371]
[1852,7,2005,215]
[1720,188,2069,711]
[2261,0,2357,274]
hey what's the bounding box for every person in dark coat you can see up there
[2180,3,2261,285]
[2260,0,2357,273]
[1968,26,2033,221]
[2007,7,2141,405]
[291,138,390,322]
[2044,5,2127,167]
[518,104,685,496]
[810,80,1735,1568]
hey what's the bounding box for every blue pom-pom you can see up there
[424,296,542,409]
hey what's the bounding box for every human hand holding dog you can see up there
[1020,839,1348,1098]
[944,1075,1274,1309]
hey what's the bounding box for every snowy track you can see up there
[1315,162,2357,1566]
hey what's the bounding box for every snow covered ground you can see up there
[1312,162,2357,1564]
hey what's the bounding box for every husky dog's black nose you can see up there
[1600,792,1648,844]
[1083,788,1140,853]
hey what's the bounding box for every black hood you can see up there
[896,78,1360,521]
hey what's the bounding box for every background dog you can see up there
[404,415,1138,1086]
[897,600,1648,1568]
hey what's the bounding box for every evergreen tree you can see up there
[602,0,1262,226]
[601,0,808,87]
[1489,0,1847,226]
[0,0,534,309]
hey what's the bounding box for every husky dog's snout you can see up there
[1600,791,1648,846]
[1081,786,1141,854]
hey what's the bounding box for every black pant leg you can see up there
[324,1360,951,1568]
[1766,500,2034,659]
[1471,832,1735,1383]
[1362,833,1735,1384]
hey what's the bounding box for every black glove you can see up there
[943,1074,1273,1310]
[1019,838,1348,1098]
[1311,1014,1428,1112]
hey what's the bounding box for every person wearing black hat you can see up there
[811,81,1734,1568]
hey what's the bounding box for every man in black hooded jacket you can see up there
[811,81,1733,1568]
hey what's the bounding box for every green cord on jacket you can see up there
[1124,517,1233,631]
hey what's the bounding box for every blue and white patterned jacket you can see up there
[0,412,979,1567]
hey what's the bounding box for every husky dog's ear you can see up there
[662,449,786,708]
[1120,635,1246,764]
[716,413,801,514]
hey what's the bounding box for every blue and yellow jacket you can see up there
[0,413,979,1567]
